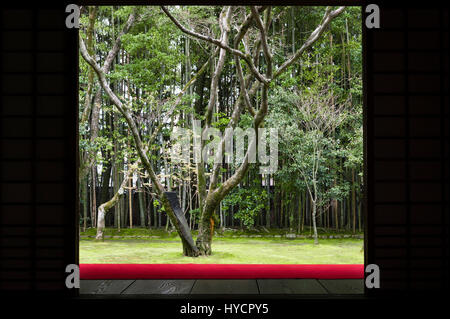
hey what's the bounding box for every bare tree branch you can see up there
[102,8,137,72]
[250,6,272,76]
[233,6,267,48]
[161,6,270,85]
[273,6,345,78]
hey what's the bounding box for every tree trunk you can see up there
[128,172,133,228]
[297,191,302,233]
[358,189,362,232]
[266,175,271,228]
[128,135,133,229]
[96,164,137,239]
[352,169,356,234]
[280,188,284,228]
[100,159,112,204]
[311,200,319,245]
[195,208,214,255]
[137,177,146,227]
[302,191,306,232]
[164,191,199,256]
[82,176,88,232]
[91,166,97,228]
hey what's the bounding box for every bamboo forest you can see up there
[79,5,363,261]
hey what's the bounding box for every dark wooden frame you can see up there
[0,1,448,299]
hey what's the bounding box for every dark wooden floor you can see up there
[80,279,364,295]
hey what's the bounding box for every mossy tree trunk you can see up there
[96,164,137,239]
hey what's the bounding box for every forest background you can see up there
[78,6,363,256]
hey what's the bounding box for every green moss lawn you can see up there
[80,228,363,264]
